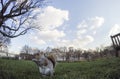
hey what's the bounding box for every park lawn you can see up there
[0,57,120,79]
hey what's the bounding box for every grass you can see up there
[0,57,120,79]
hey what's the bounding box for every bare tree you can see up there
[0,34,10,55]
[82,50,91,61]
[74,49,82,61]
[0,34,10,46]
[0,0,45,38]
[20,45,31,54]
[32,48,40,54]
[0,34,10,57]
[46,46,52,53]
[58,47,67,61]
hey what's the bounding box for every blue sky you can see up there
[9,0,120,54]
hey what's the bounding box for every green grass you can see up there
[0,57,120,79]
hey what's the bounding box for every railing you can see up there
[111,33,120,57]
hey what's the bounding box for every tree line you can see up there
[18,45,117,61]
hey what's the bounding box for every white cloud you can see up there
[73,36,94,48]
[30,36,46,45]
[29,6,69,45]
[38,30,66,41]
[109,24,120,36]
[77,16,104,37]
[77,20,88,29]
[85,35,94,42]
[75,16,104,48]
[89,16,104,30]
[30,6,69,30]
[54,35,94,49]
[77,16,104,30]
[29,9,101,49]
[77,29,87,36]
[93,31,97,35]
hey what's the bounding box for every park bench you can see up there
[110,33,120,57]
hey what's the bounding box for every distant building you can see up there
[19,53,34,60]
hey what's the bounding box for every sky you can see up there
[9,0,120,54]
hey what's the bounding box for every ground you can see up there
[0,57,120,79]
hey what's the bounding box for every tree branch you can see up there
[0,0,45,38]
[0,27,33,38]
